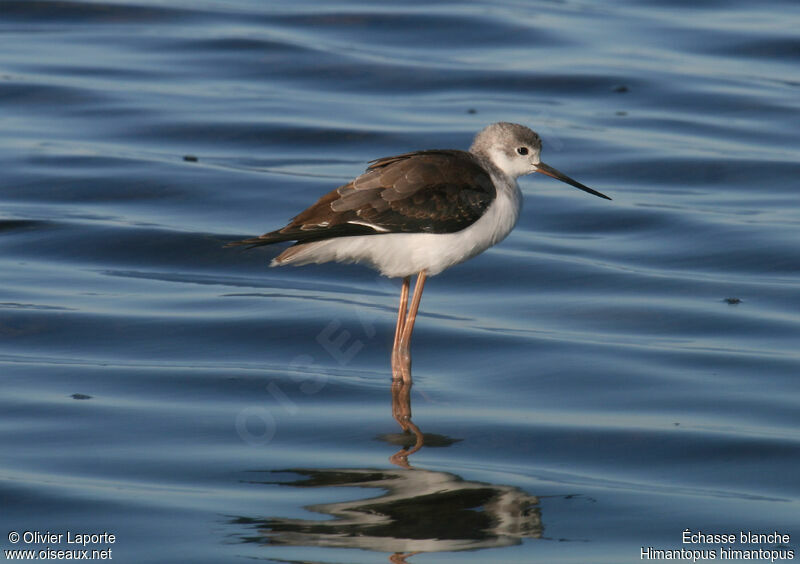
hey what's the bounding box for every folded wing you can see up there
[227,150,496,248]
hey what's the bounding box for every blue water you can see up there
[2,1,799,563]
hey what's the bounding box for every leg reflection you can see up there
[390,359,423,467]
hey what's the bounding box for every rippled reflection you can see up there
[235,466,542,557]
[232,361,543,560]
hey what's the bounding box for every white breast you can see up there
[271,175,522,278]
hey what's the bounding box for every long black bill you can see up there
[536,162,611,200]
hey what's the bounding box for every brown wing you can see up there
[226,150,496,248]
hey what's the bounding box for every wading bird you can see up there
[228,122,610,377]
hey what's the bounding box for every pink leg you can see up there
[393,276,410,353]
[391,276,410,379]
[397,271,427,358]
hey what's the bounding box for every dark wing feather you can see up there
[226,150,495,248]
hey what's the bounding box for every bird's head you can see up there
[470,122,611,200]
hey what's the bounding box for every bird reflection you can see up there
[232,363,543,560]
[235,466,543,557]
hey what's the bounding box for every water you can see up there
[2,1,799,562]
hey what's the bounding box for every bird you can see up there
[228,122,610,376]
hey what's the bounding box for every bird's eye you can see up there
[516,147,529,155]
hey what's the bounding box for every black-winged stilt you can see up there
[228,122,611,375]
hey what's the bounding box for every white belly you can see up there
[272,180,522,278]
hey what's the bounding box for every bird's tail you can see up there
[226,221,374,249]
[224,230,296,249]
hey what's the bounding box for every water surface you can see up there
[1,1,799,562]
